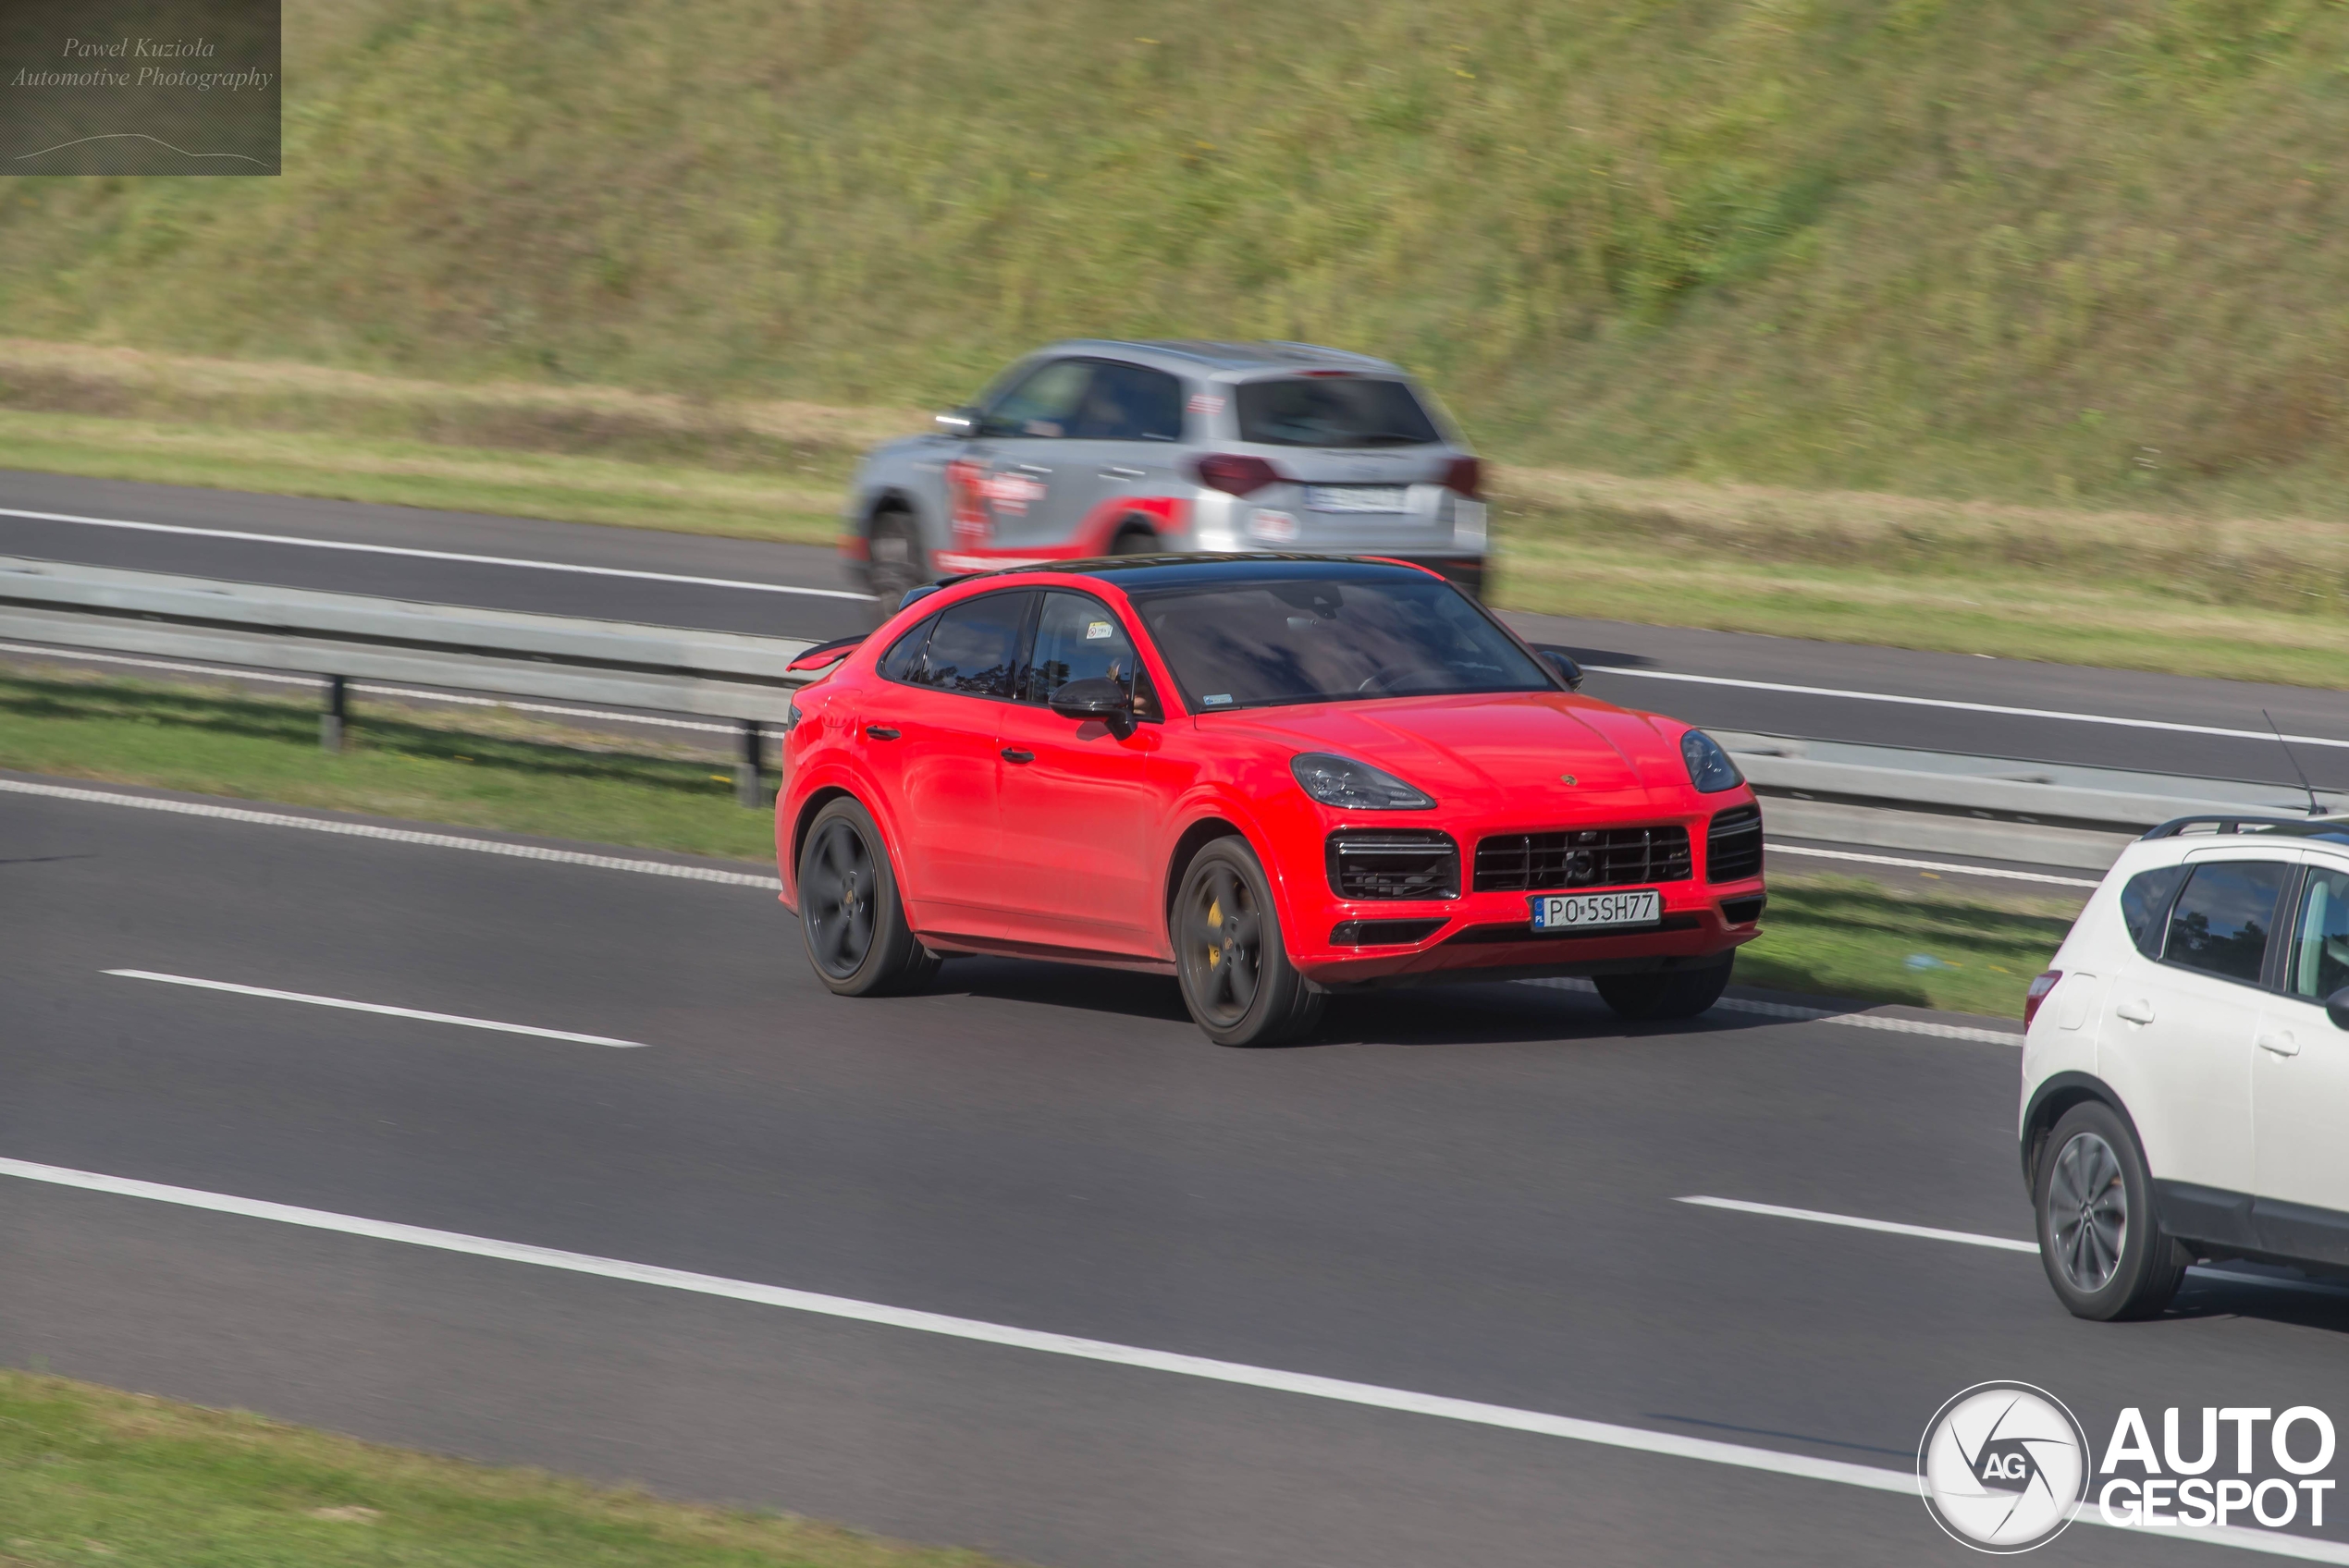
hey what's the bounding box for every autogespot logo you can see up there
[1918,1382,2091,1552]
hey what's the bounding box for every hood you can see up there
[1214,692,1689,806]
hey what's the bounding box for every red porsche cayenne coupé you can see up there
[776,556,1765,1046]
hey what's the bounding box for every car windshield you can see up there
[1130,576,1551,710]
[1235,377,1442,447]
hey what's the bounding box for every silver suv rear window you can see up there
[1235,377,1442,448]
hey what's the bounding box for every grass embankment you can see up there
[0,1369,1011,1568]
[9,0,2349,521]
[3,342,2346,688]
[0,668,2067,1017]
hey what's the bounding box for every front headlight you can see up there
[1681,729,1744,793]
[1291,753,1437,811]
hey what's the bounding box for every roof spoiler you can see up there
[785,633,868,674]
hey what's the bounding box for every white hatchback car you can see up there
[2022,814,2349,1319]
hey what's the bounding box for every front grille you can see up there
[1471,826,1691,893]
[1327,831,1459,900]
[1707,804,1765,882]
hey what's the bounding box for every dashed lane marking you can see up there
[105,969,652,1048]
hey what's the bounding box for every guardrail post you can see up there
[735,718,765,807]
[321,675,349,753]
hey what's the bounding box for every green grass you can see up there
[0,669,779,863]
[1,668,2076,1019]
[1737,875,2079,1020]
[9,0,2349,530]
[0,1369,1013,1568]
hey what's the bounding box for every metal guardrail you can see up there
[0,555,818,805]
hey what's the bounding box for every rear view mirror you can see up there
[1532,644,1584,690]
[935,407,978,435]
[2328,986,2349,1031]
[1049,677,1132,723]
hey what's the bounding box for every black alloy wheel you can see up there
[1593,956,1734,1022]
[866,508,929,619]
[1174,839,1324,1047]
[798,796,941,997]
[2033,1100,2185,1320]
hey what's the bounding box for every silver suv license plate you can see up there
[1304,484,1407,513]
[1530,888,1662,931]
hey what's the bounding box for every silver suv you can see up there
[841,340,1488,607]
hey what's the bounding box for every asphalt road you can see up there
[6,776,2347,1566]
[5,469,2347,790]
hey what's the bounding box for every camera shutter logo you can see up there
[1918,1382,2090,1552]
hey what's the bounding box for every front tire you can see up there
[1593,956,1733,1022]
[1174,839,1324,1047]
[2034,1101,2185,1321]
[799,797,941,998]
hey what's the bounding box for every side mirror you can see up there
[935,407,978,436]
[2328,986,2349,1031]
[1049,677,1132,724]
[1532,644,1584,691]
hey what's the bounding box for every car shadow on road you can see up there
[2163,1266,2349,1333]
[927,961,1814,1047]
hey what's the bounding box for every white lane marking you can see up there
[1679,1195,2039,1253]
[0,778,781,889]
[1518,977,2024,1046]
[104,969,650,1048]
[1767,841,2102,889]
[1684,1194,2349,1302]
[0,505,875,601]
[1589,666,2349,751]
[0,642,744,734]
[1,1158,2337,1560]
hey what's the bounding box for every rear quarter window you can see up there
[2119,864,2188,959]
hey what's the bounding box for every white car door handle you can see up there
[1100,466,1147,480]
[1015,463,1052,476]
[2116,998,2157,1024]
[2259,1031,2301,1057]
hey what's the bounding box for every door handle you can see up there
[1001,748,1035,764]
[1015,463,1052,476]
[1100,466,1147,480]
[2115,998,2157,1024]
[865,725,900,741]
[2259,1030,2301,1058]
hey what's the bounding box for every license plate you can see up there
[1529,888,1662,931]
[1304,484,1407,513]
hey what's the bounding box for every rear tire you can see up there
[867,508,929,617]
[2035,1101,2185,1321]
[1174,838,1324,1047]
[799,797,941,998]
[1593,956,1733,1022]
[1109,525,1160,557]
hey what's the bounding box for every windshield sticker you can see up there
[1086,620,1115,640]
[1202,693,1233,705]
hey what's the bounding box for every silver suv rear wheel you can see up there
[2033,1101,2184,1320]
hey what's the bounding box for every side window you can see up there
[1069,362,1186,441]
[876,616,936,683]
[978,361,1092,439]
[1022,591,1158,718]
[2119,864,2189,959]
[2287,866,2349,1001]
[2163,861,2288,986]
[904,591,1032,698]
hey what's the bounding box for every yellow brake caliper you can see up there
[1207,898,1222,965]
